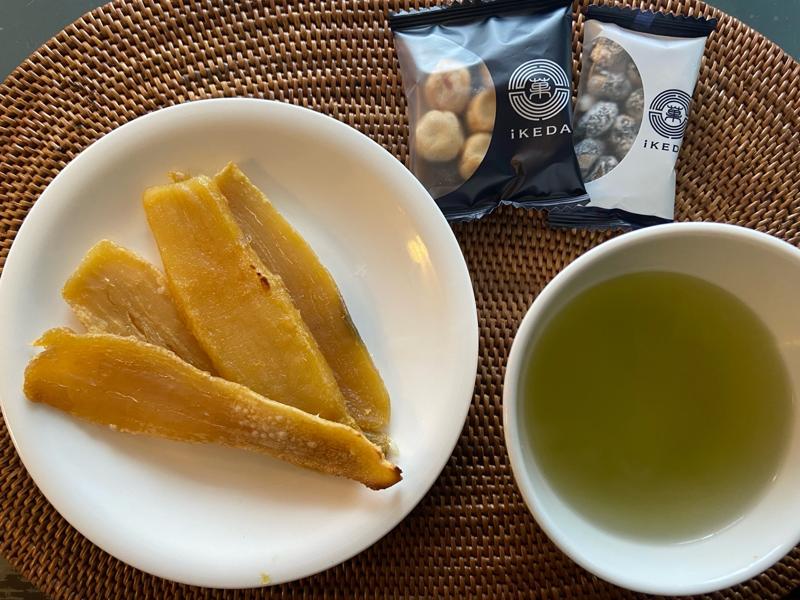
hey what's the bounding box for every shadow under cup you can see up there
[503,223,800,596]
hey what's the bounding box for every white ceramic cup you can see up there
[503,222,800,595]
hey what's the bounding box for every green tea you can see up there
[523,271,793,542]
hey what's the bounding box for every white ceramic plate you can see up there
[0,99,478,588]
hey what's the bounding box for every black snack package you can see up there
[548,6,717,229]
[389,0,588,222]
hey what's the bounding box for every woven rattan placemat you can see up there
[1,1,798,598]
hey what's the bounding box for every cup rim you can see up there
[502,222,800,595]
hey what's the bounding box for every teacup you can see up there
[503,222,800,595]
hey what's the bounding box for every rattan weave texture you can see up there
[0,1,798,598]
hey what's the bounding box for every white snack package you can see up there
[550,6,717,229]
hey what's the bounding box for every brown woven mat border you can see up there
[1,1,798,598]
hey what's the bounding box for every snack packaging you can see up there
[390,0,587,222]
[549,6,716,229]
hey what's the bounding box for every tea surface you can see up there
[524,271,793,541]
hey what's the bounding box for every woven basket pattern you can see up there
[0,1,798,598]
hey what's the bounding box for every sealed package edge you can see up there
[389,0,587,222]
[549,6,717,229]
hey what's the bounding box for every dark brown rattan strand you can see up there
[1,1,798,598]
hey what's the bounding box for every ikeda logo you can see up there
[649,89,692,139]
[508,59,571,121]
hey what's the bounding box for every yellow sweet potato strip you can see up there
[214,163,390,432]
[62,240,215,373]
[143,176,352,425]
[64,239,389,453]
[24,329,401,490]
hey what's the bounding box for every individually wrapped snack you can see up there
[390,0,587,222]
[550,6,716,229]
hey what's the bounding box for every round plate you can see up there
[0,99,478,588]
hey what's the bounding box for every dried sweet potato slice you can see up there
[24,329,401,490]
[143,176,352,425]
[214,163,390,432]
[62,240,215,373]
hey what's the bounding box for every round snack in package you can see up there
[576,100,619,139]
[460,133,491,180]
[466,89,496,133]
[589,36,627,69]
[574,137,606,179]
[415,110,464,162]
[424,59,473,113]
[586,68,632,101]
